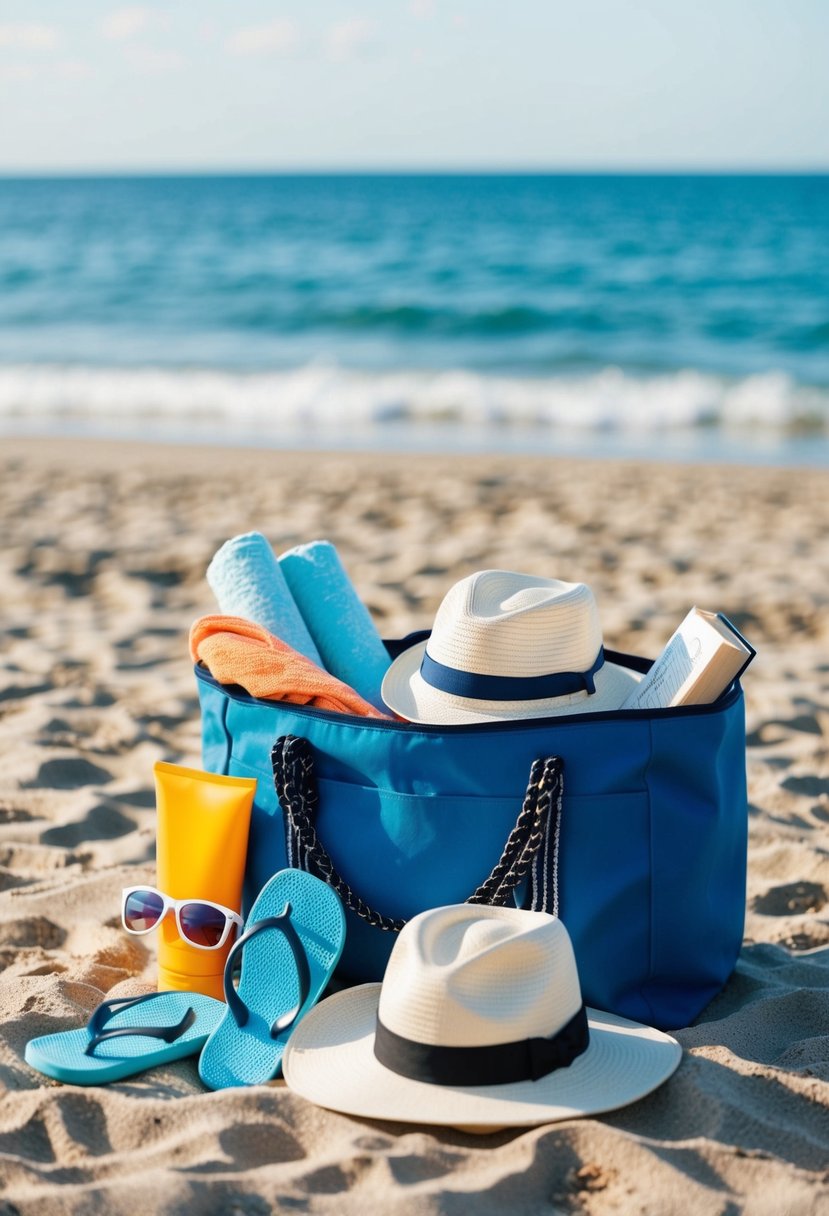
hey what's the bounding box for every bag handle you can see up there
[271,735,564,934]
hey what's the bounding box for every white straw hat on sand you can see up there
[282,904,682,1131]
[381,569,640,724]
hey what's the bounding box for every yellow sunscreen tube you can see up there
[154,761,255,1001]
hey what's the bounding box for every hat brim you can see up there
[282,984,682,1130]
[381,640,642,725]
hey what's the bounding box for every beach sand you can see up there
[1,435,827,1215]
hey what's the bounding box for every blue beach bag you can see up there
[196,638,748,1031]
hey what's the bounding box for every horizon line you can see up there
[1,165,828,179]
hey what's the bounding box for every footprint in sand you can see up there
[780,927,829,949]
[112,788,155,809]
[0,681,53,704]
[781,776,829,798]
[212,1122,305,1173]
[0,869,34,893]
[753,881,827,916]
[21,961,68,977]
[0,807,36,825]
[296,1157,375,1197]
[0,843,91,874]
[0,917,66,950]
[40,803,137,848]
[62,688,116,710]
[24,758,114,790]
[747,715,823,747]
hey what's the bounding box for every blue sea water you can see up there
[0,173,827,462]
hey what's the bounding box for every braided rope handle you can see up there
[273,735,402,931]
[467,754,562,908]
[272,735,564,934]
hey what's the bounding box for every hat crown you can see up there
[377,905,583,1050]
[427,571,603,679]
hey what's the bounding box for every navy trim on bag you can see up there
[373,1003,590,1086]
[194,647,743,734]
[420,647,605,701]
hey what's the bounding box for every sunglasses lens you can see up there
[178,902,229,949]
[123,889,165,933]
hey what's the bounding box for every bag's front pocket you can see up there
[266,724,565,980]
[555,790,652,1023]
[316,779,527,906]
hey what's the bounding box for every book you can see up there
[621,608,755,711]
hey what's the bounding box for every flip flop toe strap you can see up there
[87,992,176,1038]
[84,1002,196,1057]
[223,901,311,1039]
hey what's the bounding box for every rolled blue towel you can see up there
[206,532,323,665]
[278,540,390,712]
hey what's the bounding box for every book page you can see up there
[621,609,726,711]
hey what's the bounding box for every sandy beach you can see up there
[1,434,827,1215]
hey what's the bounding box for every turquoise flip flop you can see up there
[198,868,345,1090]
[24,990,224,1086]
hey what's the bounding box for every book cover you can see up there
[621,607,755,711]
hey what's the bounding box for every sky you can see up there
[0,0,827,172]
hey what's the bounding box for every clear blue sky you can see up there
[1,0,827,171]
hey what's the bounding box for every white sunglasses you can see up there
[121,885,244,951]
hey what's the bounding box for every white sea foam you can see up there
[0,363,826,444]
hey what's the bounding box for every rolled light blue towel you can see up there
[278,540,390,712]
[206,532,323,665]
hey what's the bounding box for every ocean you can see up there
[1,173,827,463]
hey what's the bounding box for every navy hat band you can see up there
[419,647,605,702]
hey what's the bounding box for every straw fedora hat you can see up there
[381,570,640,724]
[282,904,681,1130]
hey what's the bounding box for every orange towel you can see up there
[190,615,392,719]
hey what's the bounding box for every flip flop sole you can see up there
[25,991,224,1086]
[199,869,345,1090]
